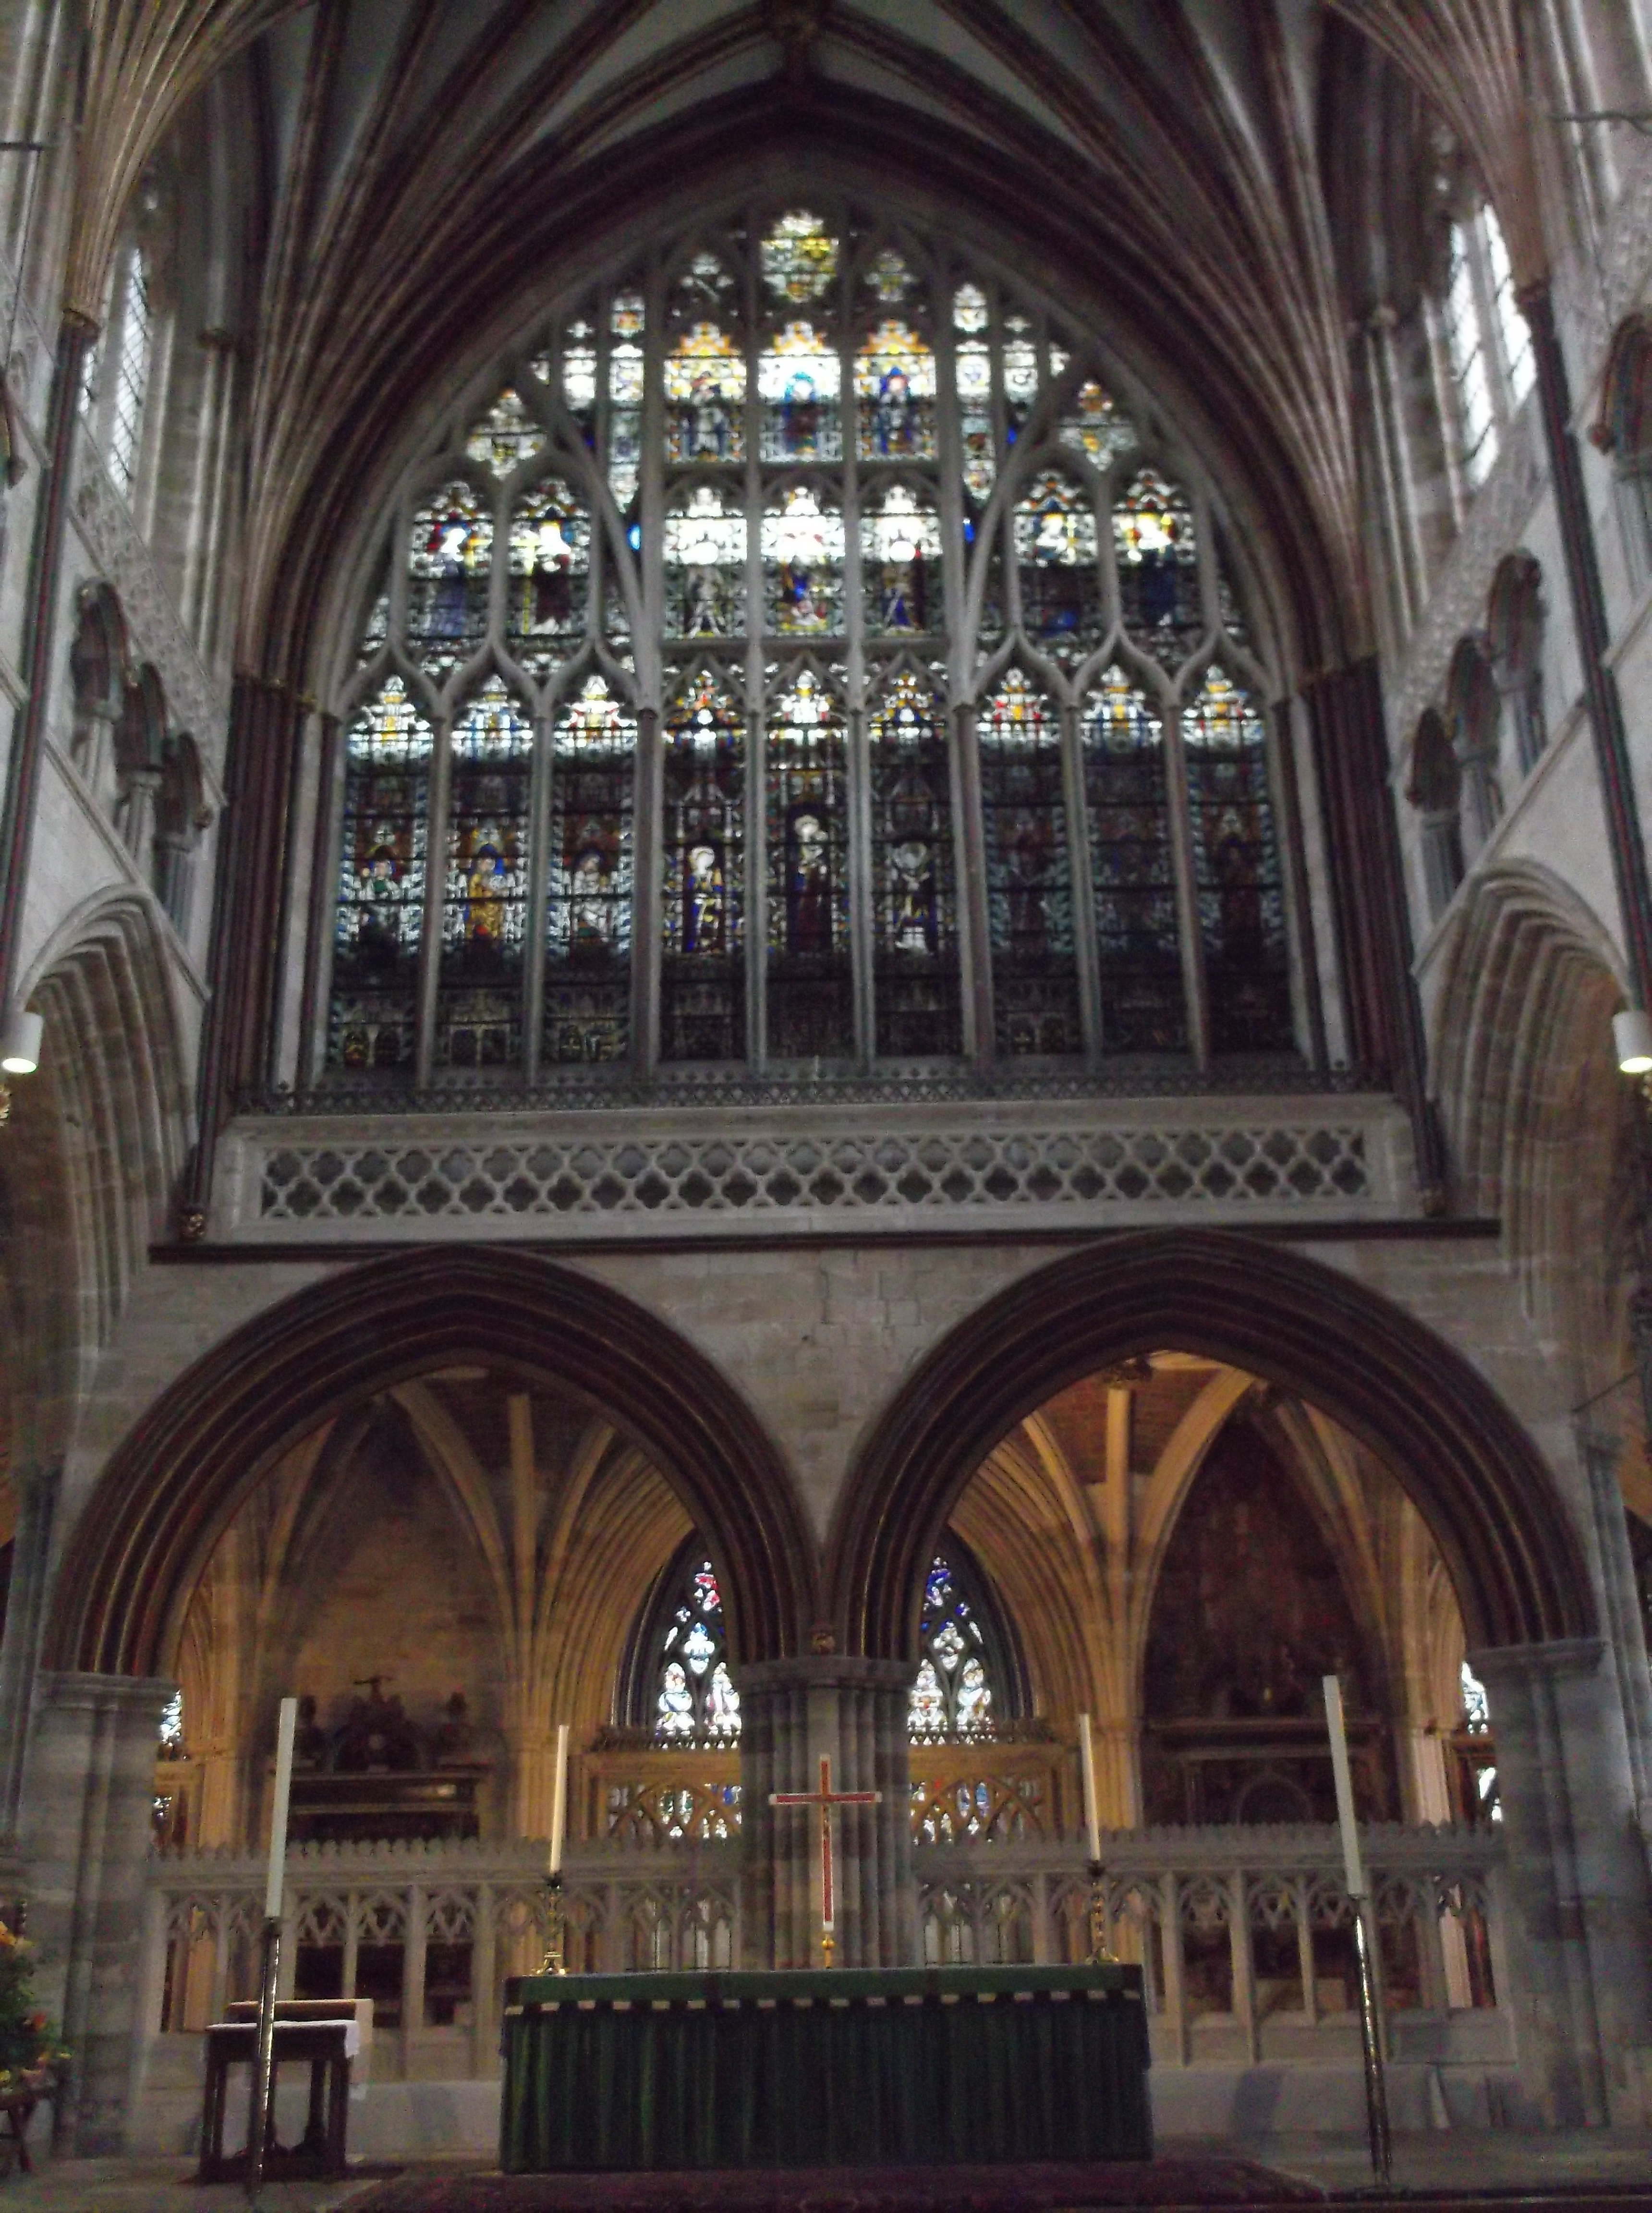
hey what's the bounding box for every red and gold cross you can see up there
[769,1754,882,1964]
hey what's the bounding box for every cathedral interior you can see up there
[2,0,1652,2165]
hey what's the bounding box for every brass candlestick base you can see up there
[820,1929,837,1970]
[1086,1859,1115,1965]
[539,1872,568,1975]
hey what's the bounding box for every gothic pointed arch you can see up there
[44,1249,817,1679]
[829,1230,1596,1663]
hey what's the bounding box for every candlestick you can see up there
[1077,1711,1102,1866]
[1321,1675,1366,1901]
[264,1697,298,1920]
[547,1721,570,1876]
[1323,1674,1391,2185]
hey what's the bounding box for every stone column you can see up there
[1577,1425,1652,1824]
[1471,1639,1652,2128]
[0,1461,58,1839]
[22,1672,174,2153]
[738,1657,915,1971]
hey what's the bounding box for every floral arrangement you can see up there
[0,1923,67,2091]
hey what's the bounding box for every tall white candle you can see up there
[1077,1711,1103,1866]
[547,1721,571,1876]
[264,1697,298,1921]
[1323,1675,1368,1901]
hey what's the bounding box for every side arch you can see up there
[45,1248,817,1677]
[829,1230,1595,1661]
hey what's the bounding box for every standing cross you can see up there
[769,1755,882,1966]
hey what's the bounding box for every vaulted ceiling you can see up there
[68,0,1539,681]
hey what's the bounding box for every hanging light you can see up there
[1614,1007,1652,1078]
[0,1008,41,1076]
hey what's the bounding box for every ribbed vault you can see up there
[49,2,1554,699]
[829,1229,1598,1660]
[44,1248,815,1678]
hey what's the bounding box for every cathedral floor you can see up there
[3,2138,1652,2212]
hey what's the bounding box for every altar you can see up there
[500,1963,1151,2172]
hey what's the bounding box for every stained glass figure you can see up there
[1060,379,1134,472]
[979,669,1080,1056]
[437,681,533,1069]
[407,482,492,678]
[977,530,1008,650]
[655,1557,741,1741]
[559,317,598,442]
[1083,669,1186,1050]
[766,670,852,1058]
[1002,313,1038,442]
[870,673,960,1057]
[861,483,942,634]
[608,289,646,510]
[675,251,736,315]
[866,248,912,301]
[329,679,432,1070]
[1014,468,1102,660]
[465,386,547,474]
[356,573,389,667]
[761,210,839,304]
[762,485,844,635]
[661,671,745,1060]
[507,479,589,675]
[956,334,995,502]
[666,323,745,462]
[665,486,746,638]
[1115,468,1201,670]
[1183,667,1292,1052]
[856,321,936,460]
[546,676,635,1064]
[1215,534,1251,647]
[908,1556,996,1739]
[760,321,841,461]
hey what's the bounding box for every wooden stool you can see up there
[197,2018,352,2183]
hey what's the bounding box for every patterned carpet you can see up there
[341,2157,1326,2210]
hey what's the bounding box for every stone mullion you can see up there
[952,703,993,1070]
[1270,695,1329,1072]
[1060,695,1103,1065]
[413,714,454,1089]
[521,711,553,1082]
[631,707,662,1078]
[1161,701,1210,1072]
[843,308,873,1070]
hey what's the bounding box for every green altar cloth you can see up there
[499,1963,1151,2172]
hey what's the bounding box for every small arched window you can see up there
[1594,316,1652,588]
[1441,204,1533,493]
[623,1549,741,1744]
[1407,708,1464,923]
[1445,634,1502,848]
[1486,552,1546,778]
[907,1549,1026,1741]
[83,239,157,501]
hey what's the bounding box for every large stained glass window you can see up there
[979,669,1080,1057]
[329,680,432,1070]
[766,669,852,1059]
[325,202,1302,1086]
[662,669,745,1062]
[870,672,960,1057]
[546,677,635,1064]
[1185,667,1292,1051]
[1083,669,1185,1051]
[437,681,533,1069]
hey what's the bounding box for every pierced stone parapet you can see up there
[218,1092,1406,1242]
